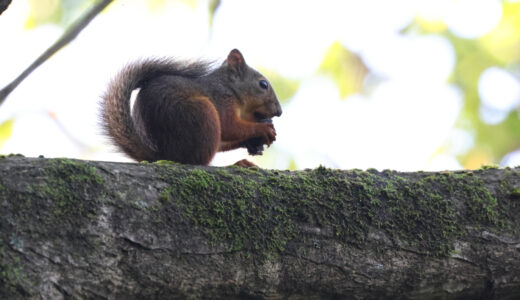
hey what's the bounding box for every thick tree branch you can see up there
[0,156,519,299]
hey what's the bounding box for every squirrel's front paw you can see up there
[257,122,276,146]
[245,119,276,155]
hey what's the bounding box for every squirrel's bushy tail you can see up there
[101,58,210,161]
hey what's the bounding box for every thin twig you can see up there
[0,0,114,105]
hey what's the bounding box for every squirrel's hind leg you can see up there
[165,95,221,165]
[233,159,257,167]
[134,88,221,165]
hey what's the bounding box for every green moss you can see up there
[0,158,107,236]
[494,171,520,232]
[154,160,177,165]
[215,169,233,179]
[480,164,499,170]
[0,158,108,282]
[158,166,295,257]
[162,167,429,255]
[38,159,104,218]
[451,173,500,225]
[156,164,516,258]
[0,154,22,159]
[0,239,29,297]
[378,173,462,254]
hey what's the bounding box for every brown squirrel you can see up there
[101,49,282,166]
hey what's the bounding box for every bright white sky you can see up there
[0,0,518,171]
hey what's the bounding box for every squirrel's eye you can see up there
[259,80,269,90]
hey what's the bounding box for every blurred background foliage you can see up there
[24,0,92,28]
[310,1,520,170]
[440,1,520,169]
[1,0,519,170]
[0,119,13,149]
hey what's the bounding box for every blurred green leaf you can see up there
[448,34,520,167]
[179,0,198,8]
[413,2,520,168]
[0,119,14,149]
[147,0,167,11]
[480,2,520,64]
[147,0,198,12]
[25,0,61,29]
[288,159,297,171]
[208,0,221,28]
[414,16,447,34]
[25,0,93,29]
[318,41,368,99]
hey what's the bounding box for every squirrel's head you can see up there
[222,49,282,122]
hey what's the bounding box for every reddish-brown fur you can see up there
[101,49,282,165]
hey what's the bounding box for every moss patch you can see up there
[5,158,105,235]
[0,238,30,298]
[159,167,295,256]
[156,165,517,258]
[0,158,109,297]
[154,160,178,165]
[42,159,104,217]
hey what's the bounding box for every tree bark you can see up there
[0,156,519,299]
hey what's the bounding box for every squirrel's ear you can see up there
[226,49,246,76]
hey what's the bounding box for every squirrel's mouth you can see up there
[254,112,267,122]
[253,112,273,124]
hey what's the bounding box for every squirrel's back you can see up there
[101,58,211,161]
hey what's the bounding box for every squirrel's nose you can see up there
[274,103,282,117]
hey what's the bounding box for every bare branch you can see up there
[0,0,114,105]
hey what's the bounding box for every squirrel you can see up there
[101,49,282,167]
